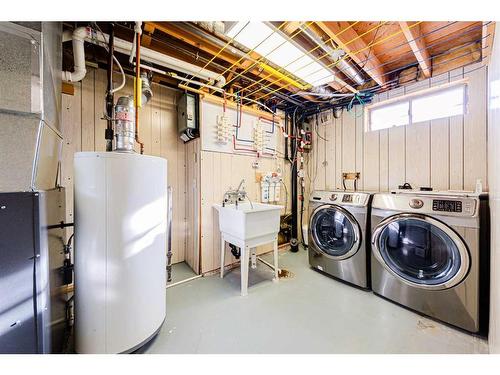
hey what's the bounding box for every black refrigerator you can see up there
[0,188,68,353]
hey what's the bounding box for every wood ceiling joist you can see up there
[481,21,496,65]
[399,22,431,78]
[316,21,387,86]
[282,21,303,34]
[148,21,296,93]
[141,24,156,48]
[148,22,243,67]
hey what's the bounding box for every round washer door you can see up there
[372,213,470,290]
[310,204,361,260]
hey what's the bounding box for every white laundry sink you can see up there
[213,202,282,243]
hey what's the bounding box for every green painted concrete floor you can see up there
[142,248,489,354]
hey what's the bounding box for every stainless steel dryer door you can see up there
[310,204,361,260]
[372,213,470,290]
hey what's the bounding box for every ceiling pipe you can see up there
[301,27,365,86]
[62,26,226,87]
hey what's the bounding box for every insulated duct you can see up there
[62,26,226,87]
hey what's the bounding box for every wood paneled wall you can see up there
[199,150,291,274]
[61,67,188,264]
[184,100,292,274]
[307,63,488,194]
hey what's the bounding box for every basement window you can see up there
[370,101,409,131]
[366,82,467,131]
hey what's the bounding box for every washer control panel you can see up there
[310,191,370,207]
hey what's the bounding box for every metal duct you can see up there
[114,96,136,152]
[301,28,365,86]
[0,22,63,193]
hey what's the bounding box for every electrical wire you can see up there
[280,179,289,214]
[314,112,329,141]
[111,55,126,94]
[92,22,126,95]
[237,21,362,95]
[358,21,384,70]
[226,21,316,89]
[111,22,304,107]
[270,23,489,108]
[254,21,423,101]
[212,21,288,85]
[185,21,250,87]
[252,21,486,105]
[247,21,390,99]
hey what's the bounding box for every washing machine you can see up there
[308,190,373,289]
[370,190,490,333]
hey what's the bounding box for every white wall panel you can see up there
[487,22,500,354]
[308,64,488,195]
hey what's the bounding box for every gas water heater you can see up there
[74,152,168,353]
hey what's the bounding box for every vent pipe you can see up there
[62,26,226,87]
[62,26,90,82]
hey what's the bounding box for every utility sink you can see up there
[213,202,282,243]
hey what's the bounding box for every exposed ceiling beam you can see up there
[316,21,387,86]
[399,22,431,78]
[282,21,303,34]
[148,22,296,93]
[282,24,357,94]
[148,22,243,68]
[142,24,155,48]
[482,21,496,65]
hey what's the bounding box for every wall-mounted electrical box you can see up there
[178,92,199,143]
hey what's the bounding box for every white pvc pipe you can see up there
[62,26,91,82]
[62,26,226,87]
[88,30,226,87]
[165,274,203,289]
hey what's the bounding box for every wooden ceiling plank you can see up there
[482,21,496,65]
[399,22,431,78]
[316,21,387,86]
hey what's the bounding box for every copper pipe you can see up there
[135,30,145,154]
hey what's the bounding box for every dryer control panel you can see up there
[372,193,478,217]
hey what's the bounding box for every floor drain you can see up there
[278,268,294,279]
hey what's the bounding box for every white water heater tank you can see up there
[74,152,167,353]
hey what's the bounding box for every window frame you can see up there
[364,79,469,132]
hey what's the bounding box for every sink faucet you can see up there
[223,179,247,207]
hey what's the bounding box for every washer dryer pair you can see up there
[308,189,490,333]
[308,190,373,290]
[370,190,490,334]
